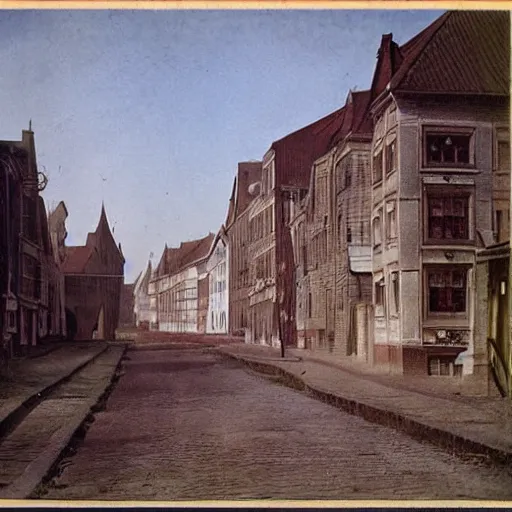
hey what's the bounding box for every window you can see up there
[426,193,470,242]
[373,150,383,184]
[308,293,312,318]
[385,140,397,175]
[427,268,467,314]
[386,201,397,241]
[345,166,352,188]
[424,128,474,167]
[495,128,510,172]
[346,224,352,243]
[373,212,382,248]
[428,357,457,376]
[494,209,510,243]
[375,279,385,317]
[390,272,399,316]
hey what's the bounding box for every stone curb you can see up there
[1,345,127,500]
[217,350,512,467]
[0,344,110,441]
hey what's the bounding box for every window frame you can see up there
[423,185,474,246]
[372,209,383,250]
[422,125,476,170]
[385,138,397,176]
[373,148,383,185]
[386,200,397,243]
[423,265,470,323]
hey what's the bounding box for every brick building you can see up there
[1,128,66,359]
[248,108,348,348]
[367,11,510,380]
[225,161,262,337]
[150,233,214,333]
[118,283,135,328]
[59,204,125,341]
[291,90,374,360]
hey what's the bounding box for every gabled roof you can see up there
[371,11,510,102]
[155,233,215,278]
[271,107,346,189]
[62,245,93,273]
[62,203,124,274]
[331,89,373,146]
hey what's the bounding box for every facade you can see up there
[150,233,214,333]
[206,228,229,334]
[59,205,125,341]
[0,140,24,361]
[225,161,262,337]
[0,129,66,359]
[367,11,510,379]
[248,107,348,348]
[291,90,374,359]
[133,260,152,329]
[118,283,135,328]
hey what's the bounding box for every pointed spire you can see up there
[29,119,32,131]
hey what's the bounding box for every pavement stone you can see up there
[0,345,125,499]
[216,343,512,464]
[41,349,512,501]
[0,343,110,437]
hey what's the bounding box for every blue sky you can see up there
[0,9,443,282]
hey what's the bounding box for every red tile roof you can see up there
[156,233,215,278]
[390,11,510,96]
[271,107,347,189]
[331,89,373,146]
[62,245,93,273]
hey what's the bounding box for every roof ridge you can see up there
[271,106,345,147]
[390,11,453,91]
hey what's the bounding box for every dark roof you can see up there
[331,89,373,146]
[61,203,123,274]
[271,107,346,189]
[62,245,93,273]
[390,11,510,96]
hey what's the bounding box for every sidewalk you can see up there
[0,342,110,436]
[217,343,512,465]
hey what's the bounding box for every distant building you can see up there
[133,260,152,329]
[149,233,214,333]
[225,161,262,338]
[206,228,229,334]
[59,205,125,341]
[118,283,135,328]
[248,108,347,348]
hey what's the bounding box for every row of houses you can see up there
[134,10,511,396]
[1,127,125,364]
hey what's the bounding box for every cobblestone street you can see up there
[43,347,512,501]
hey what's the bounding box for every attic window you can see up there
[424,127,474,168]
